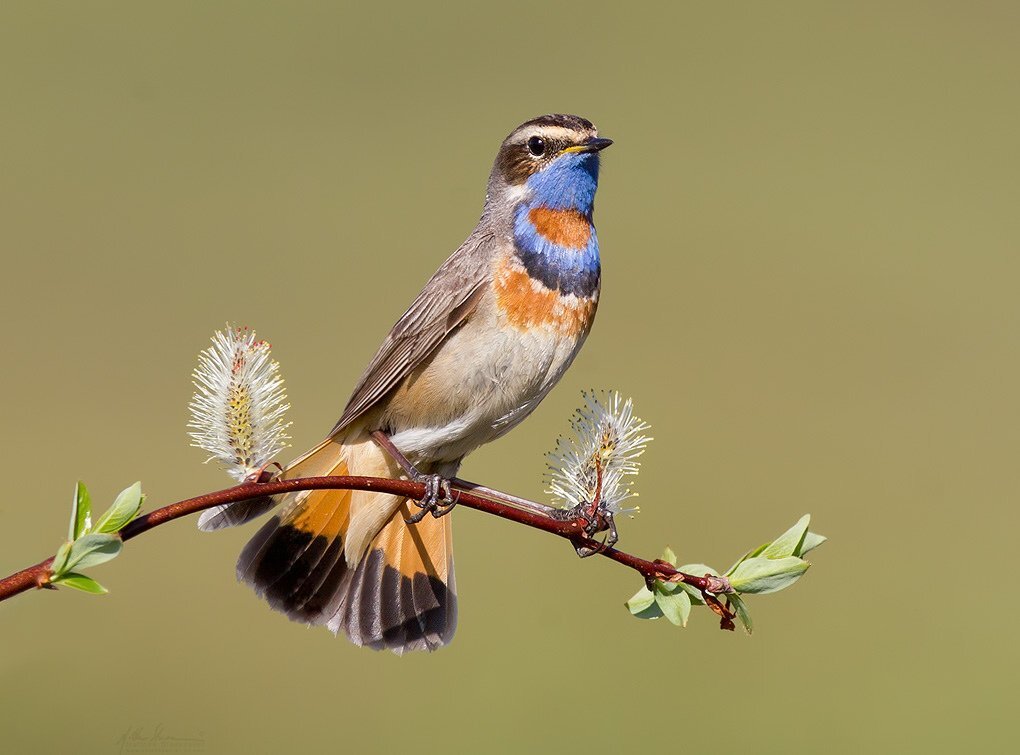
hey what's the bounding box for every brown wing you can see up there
[329,230,496,437]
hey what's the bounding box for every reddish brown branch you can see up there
[0,476,733,623]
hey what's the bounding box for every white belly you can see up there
[385,291,590,464]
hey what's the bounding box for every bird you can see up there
[200,114,612,654]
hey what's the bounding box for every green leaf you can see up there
[761,515,810,559]
[626,585,656,614]
[51,542,72,578]
[68,481,92,540]
[675,582,706,605]
[51,572,108,594]
[678,563,718,577]
[660,546,677,567]
[656,589,692,627]
[632,603,664,620]
[654,579,681,595]
[728,555,810,595]
[797,531,827,557]
[93,482,143,535]
[65,533,122,571]
[729,594,753,635]
[625,585,664,619]
[725,543,770,576]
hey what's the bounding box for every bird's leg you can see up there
[370,431,455,522]
[604,512,619,549]
[370,430,418,478]
[562,460,610,537]
[563,459,620,558]
[370,431,556,520]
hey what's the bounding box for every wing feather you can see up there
[330,231,496,436]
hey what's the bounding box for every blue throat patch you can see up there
[513,153,601,298]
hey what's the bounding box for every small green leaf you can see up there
[653,579,681,595]
[656,589,692,627]
[51,573,108,594]
[729,594,753,635]
[626,585,665,619]
[660,546,677,567]
[68,481,92,540]
[93,482,143,535]
[626,585,656,614]
[725,543,770,576]
[677,591,692,627]
[65,533,122,571]
[678,563,718,577]
[675,582,706,605]
[761,515,810,559]
[51,542,72,579]
[797,531,827,557]
[728,555,809,594]
[632,603,664,620]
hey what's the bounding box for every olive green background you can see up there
[1,2,1017,753]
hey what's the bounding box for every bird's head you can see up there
[488,114,612,214]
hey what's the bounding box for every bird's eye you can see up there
[527,136,546,157]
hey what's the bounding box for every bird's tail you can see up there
[225,434,457,654]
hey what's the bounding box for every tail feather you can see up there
[234,436,458,652]
[287,519,349,620]
[402,501,456,649]
[237,442,353,624]
[330,504,456,654]
[197,496,277,532]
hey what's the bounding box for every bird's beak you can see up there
[561,137,614,154]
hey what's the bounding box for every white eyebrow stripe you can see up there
[512,125,596,143]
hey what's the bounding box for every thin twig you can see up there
[0,476,734,626]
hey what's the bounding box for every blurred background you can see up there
[1,2,1017,752]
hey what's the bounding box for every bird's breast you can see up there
[381,261,598,463]
[493,255,598,338]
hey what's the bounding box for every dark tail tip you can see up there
[237,516,352,626]
[329,549,457,655]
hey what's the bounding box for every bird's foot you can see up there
[556,501,618,558]
[406,474,457,524]
[369,431,458,524]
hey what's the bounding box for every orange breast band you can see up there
[495,262,597,334]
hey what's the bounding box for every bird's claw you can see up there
[405,474,457,524]
[567,505,619,558]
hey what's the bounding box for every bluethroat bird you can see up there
[201,114,612,653]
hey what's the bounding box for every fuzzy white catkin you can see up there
[546,390,651,515]
[187,326,291,481]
